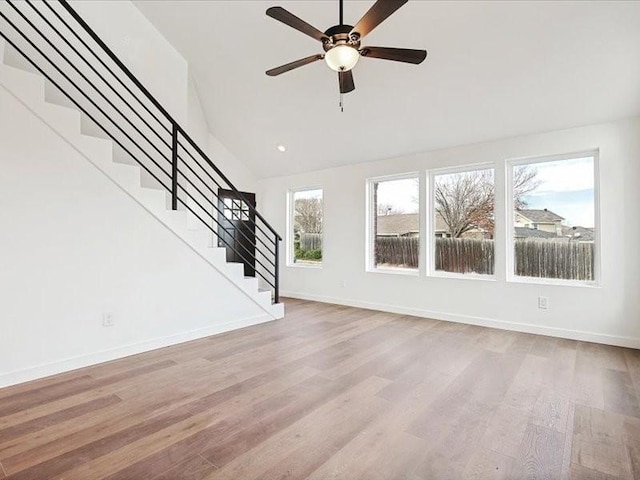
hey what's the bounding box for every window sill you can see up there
[428,271,496,282]
[366,267,419,276]
[507,275,600,288]
[287,263,322,269]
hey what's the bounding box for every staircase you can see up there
[0,1,284,319]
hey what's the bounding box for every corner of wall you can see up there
[207,134,259,194]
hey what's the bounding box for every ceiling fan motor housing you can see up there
[265,0,427,94]
[322,24,361,51]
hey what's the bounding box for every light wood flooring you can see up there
[1,298,640,479]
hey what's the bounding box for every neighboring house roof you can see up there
[561,225,595,241]
[376,213,451,236]
[517,208,564,223]
[434,214,448,232]
[514,227,558,239]
[377,213,419,236]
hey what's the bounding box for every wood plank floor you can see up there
[1,298,639,479]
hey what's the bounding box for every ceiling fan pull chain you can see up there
[265,1,427,98]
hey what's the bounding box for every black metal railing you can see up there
[0,0,281,303]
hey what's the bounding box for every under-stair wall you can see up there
[0,84,273,388]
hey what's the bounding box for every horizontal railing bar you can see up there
[178,198,276,289]
[58,0,177,136]
[0,8,172,186]
[175,158,276,259]
[177,141,225,191]
[175,162,276,260]
[0,22,172,197]
[60,0,282,246]
[60,0,282,250]
[175,175,277,273]
[12,1,172,170]
[36,0,172,140]
[176,144,278,250]
[176,128,282,241]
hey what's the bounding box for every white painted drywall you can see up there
[0,86,267,388]
[72,0,189,126]
[257,117,640,347]
[74,1,257,194]
[208,134,258,194]
[187,76,210,148]
[67,0,257,242]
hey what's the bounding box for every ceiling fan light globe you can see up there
[324,45,360,72]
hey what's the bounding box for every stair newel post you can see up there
[171,122,178,210]
[274,236,280,304]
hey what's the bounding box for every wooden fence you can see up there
[376,237,419,268]
[300,233,322,251]
[375,236,594,280]
[514,239,594,280]
[435,238,495,274]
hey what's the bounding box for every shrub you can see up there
[295,247,322,261]
[304,249,322,260]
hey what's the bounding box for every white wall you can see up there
[258,117,640,347]
[208,134,258,194]
[72,0,189,126]
[74,1,257,194]
[0,86,267,388]
[187,76,210,148]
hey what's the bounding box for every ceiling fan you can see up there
[265,0,427,95]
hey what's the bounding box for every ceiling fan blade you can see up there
[360,46,427,64]
[339,70,355,94]
[266,54,324,76]
[350,0,408,39]
[266,7,328,42]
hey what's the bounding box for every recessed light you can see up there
[277,145,287,152]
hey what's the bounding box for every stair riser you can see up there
[0,63,45,106]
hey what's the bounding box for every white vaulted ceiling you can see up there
[134,1,640,178]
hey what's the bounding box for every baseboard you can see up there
[281,290,640,349]
[0,313,274,389]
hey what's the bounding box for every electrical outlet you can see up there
[341,280,347,288]
[102,312,114,327]
[538,296,549,310]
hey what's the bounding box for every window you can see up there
[223,198,249,221]
[430,167,495,276]
[289,188,323,266]
[368,174,419,272]
[508,152,598,283]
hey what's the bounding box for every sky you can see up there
[314,157,595,228]
[376,178,419,213]
[293,188,323,201]
[519,156,595,227]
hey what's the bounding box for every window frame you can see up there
[505,150,601,287]
[287,186,324,269]
[365,172,421,276]
[427,163,497,280]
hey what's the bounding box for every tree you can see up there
[435,170,494,238]
[294,197,322,233]
[435,166,539,238]
[513,165,540,210]
[376,203,403,216]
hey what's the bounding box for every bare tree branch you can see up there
[434,167,538,238]
[294,197,323,233]
[377,203,403,216]
[435,170,494,238]
[513,165,540,209]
